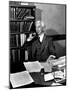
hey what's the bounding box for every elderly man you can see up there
[30,20,56,62]
[27,20,56,62]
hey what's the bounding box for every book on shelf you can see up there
[10,34,20,47]
[10,50,15,63]
[16,8,23,18]
[21,9,31,19]
[11,49,20,63]
[20,21,34,33]
[20,21,31,33]
[15,22,20,32]
[16,34,19,47]
[25,22,32,32]
[15,8,31,19]
[10,7,15,19]
[17,8,26,19]
[28,21,33,31]
[10,35,17,47]
[23,21,33,32]
[20,34,26,47]
[10,22,20,33]
[10,22,15,33]
[20,22,24,32]
[12,49,15,63]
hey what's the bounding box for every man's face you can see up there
[36,21,43,35]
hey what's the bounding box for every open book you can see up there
[54,70,65,79]
[10,71,34,88]
[54,70,66,83]
[24,61,43,73]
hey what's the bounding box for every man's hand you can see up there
[27,33,34,42]
[27,33,36,42]
[47,55,56,63]
[46,55,56,67]
[48,55,56,59]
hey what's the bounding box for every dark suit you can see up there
[31,34,56,62]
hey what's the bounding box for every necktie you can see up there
[38,36,41,44]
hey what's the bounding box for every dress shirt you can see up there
[38,33,44,42]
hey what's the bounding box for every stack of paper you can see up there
[10,71,34,88]
[24,61,43,72]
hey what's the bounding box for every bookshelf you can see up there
[9,1,36,73]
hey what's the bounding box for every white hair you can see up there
[36,20,45,27]
[41,21,45,27]
[35,20,46,33]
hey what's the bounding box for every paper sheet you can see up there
[10,71,34,88]
[44,73,54,81]
[55,71,64,79]
[40,62,52,72]
[24,61,43,72]
[51,82,62,86]
[53,56,66,66]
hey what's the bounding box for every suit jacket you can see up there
[31,34,56,62]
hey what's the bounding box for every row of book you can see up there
[10,21,33,33]
[10,48,25,64]
[10,7,32,20]
[10,34,26,47]
[10,49,20,63]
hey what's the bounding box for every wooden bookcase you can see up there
[9,1,36,73]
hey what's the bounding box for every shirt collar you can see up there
[38,33,44,42]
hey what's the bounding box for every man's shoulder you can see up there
[32,37,38,45]
[45,35,53,41]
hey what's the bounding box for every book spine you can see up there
[12,49,15,63]
[25,50,28,61]
[28,21,33,31]
[16,34,19,47]
[20,22,24,32]
[18,49,20,62]
[13,8,15,19]
[20,34,26,46]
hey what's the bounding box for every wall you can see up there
[35,3,66,57]
[35,3,66,35]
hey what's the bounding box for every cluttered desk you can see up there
[10,56,66,89]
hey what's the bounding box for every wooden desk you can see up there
[10,60,66,89]
[10,72,66,89]
[30,72,54,86]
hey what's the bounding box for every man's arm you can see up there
[48,38,56,58]
[32,42,37,61]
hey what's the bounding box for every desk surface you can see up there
[30,72,54,86]
[10,71,66,89]
[10,59,66,89]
